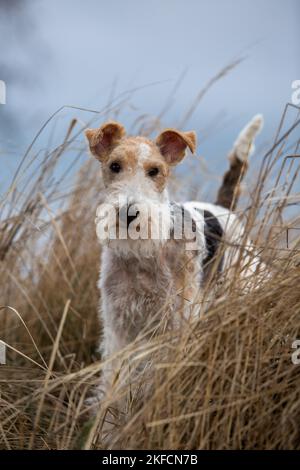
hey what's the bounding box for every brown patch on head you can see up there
[85,122,195,192]
[142,157,169,192]
[156,128,197,165]
[85,121,126,162]
[97,134,171,192]
[101,139,138,186]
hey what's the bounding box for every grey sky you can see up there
[0,0,299,189]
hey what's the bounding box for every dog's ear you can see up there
[155,129,196,165]
[85,121,126,161]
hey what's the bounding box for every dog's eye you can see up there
[110,162,122,173]
[148,167,159,177]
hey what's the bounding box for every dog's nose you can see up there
[119,204,139,228]
[127,205,139,228]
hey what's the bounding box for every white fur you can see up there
[95,175,171,257]
[233,114,264,162]
[186,201,267,287]
[138,143,151,162]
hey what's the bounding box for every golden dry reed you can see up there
[0,76,300,449]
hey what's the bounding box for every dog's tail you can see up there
[215,114,264,210]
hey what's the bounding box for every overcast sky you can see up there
[0,0,299,189]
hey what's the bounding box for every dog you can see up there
[85,114,264,432]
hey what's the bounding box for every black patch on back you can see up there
[170,202,224,275]
[203,209,224,273]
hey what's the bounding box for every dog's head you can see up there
[85,121,196,256]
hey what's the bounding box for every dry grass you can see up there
[0,88,300,450]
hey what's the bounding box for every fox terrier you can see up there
[85,114,264,418]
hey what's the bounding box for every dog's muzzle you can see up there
[118,204,140,228]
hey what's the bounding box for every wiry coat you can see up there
[85,115,264,418]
